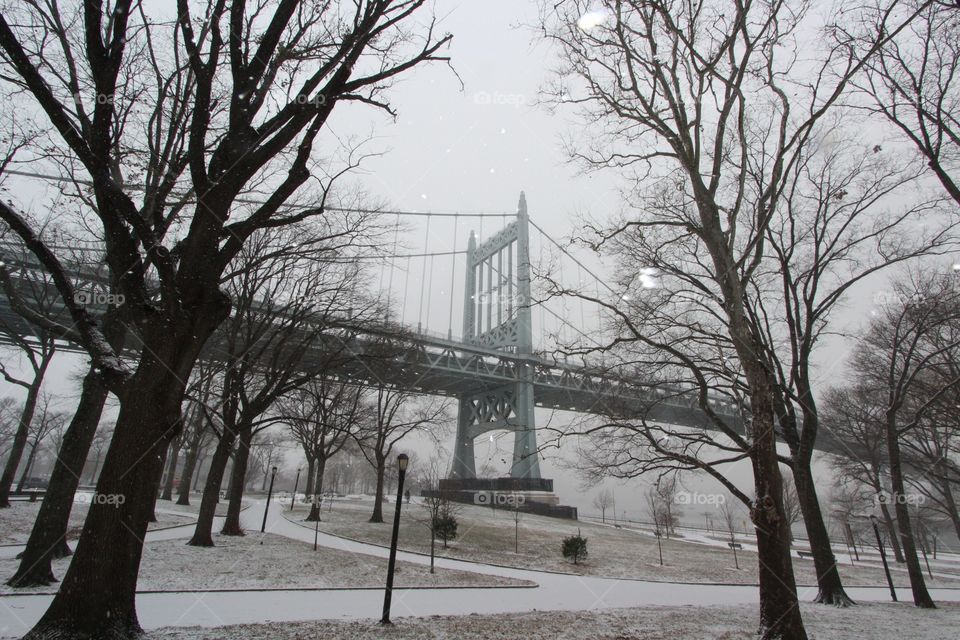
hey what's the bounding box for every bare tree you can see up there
[822,384,906,562]
[177,362,218,507]
[592,488,614,523]
[416,455,460,573]
[15,393,66,491]
[901,368,960,543]
[538,2,945,622]
[852,269,960,608]
[0,260,60,506]
[354,339,451,523]
[0,397,18,462]
[283,376,368,522]
[645,476,680,538]
[720,498,742,570]
[0,1,450,634]
[850,2,960,206]
[190,225,373,544]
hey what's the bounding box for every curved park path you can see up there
[2,500,959,637]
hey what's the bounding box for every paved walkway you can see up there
[2,500,958,637]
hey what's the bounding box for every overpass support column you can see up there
[510,366,540,478]
[450,397,477,479]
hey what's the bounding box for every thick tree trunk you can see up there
[161,441,181,501]
[885,415,936,608]
[0,377,45,507]
[370,458,386,523]
[188,432,235,547]
[192,449,207,491]
[7,367,110,587]
[176,444,201,506]
[221,427,252,536]
[718,260,807,638]
[303,456,315,503]
[23,352,192,639]
[305,457,326,522]
[751,450,807,637]
[879,500,905,562]
[793,463,853,606]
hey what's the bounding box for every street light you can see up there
[290,467,302,511]
[381,453,409,625]
[260,465,278,541]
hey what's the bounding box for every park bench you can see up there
[796,550,814,559]
[728,542,743,550]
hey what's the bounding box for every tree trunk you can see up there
[879,500,905,562]
[0,377,45,507]
[149,446,167,524]
[793,462,853,606]
[303,456,315,503]
[192,449,207,491]
[188,432,235,547]
[306,457,326,522]
[7,367,110,587]
[15,439,40,492]
[743,375,807,639]
[885,414,936,608]
[161,441,181,501]
[936,472,960,544]
[370,458,385,523]
[23,351,192,639]
[176,444,201,506]
[221,427,252,536]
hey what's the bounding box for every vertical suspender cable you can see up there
[578,264,586,330]
[558,248,566,348]
[425,254,435,334]
[448,215,458,339]
[401,255,412,325]
[385,214,400,321]
[417,216,432,333]
[538,230,545,351]
[496,248,503,327]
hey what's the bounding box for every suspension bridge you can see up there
[0,189,780,516]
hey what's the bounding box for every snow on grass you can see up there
[0,529,530,595]
[135,532,531,591]
[0,498,198,545]
[304,497,960,588]
[146,601,960,639]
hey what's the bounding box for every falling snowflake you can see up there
[577,9,607,32]
[639,268,659,288]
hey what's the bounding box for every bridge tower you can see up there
[449,192,541,480]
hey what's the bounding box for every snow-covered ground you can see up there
[1,498,959,638]
[0,497,199,546]
[297,497,960,587]
[0,499,527,596]
[146,601,960,639]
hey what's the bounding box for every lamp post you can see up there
[870,515,897,601]
[290,467,301,511]
[381,453,409,625]
[260,465,278,539]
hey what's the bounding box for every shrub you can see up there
[432,513,458,548]
[562,532,588,564]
